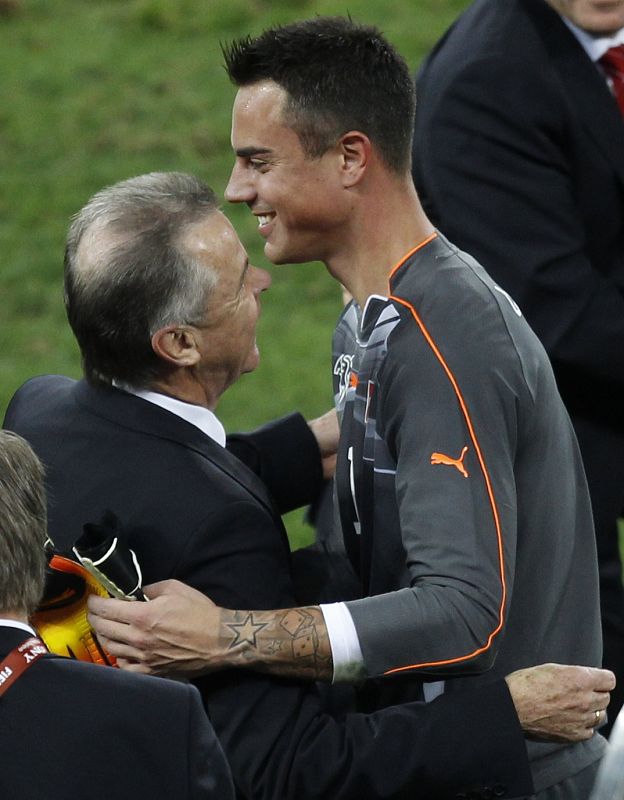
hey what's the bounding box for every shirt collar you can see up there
[0,619,36,635]
[114,383,227,447]
[561,16,624,62]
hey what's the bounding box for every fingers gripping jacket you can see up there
[31,512,146,666]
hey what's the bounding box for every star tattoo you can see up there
[226,613,269,649]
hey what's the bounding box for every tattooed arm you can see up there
[88,579,334,681]
[88,578,617,745]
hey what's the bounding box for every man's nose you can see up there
[225,163,252,204]
[251,266,272,294]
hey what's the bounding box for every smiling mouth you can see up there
[256,213,275,228]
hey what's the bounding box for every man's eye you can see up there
[249,159,268,172]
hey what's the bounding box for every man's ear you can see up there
[338,131,372,188]
[151,325,201,367]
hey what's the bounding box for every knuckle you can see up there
[135,634,151,653]
[133,605,150,628]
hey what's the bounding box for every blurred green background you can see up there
[0,0,469,545]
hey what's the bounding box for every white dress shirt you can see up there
[115,383,226,446]
[562,17,624,64]
[0,619,36,635]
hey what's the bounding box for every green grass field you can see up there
[0,0,469,546]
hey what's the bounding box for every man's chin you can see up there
[586,19,624,34]
[263,245,288,265]
[577,8,624,35]
[263,241,310,266]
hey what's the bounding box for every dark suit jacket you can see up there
[414,0,624,400]
[4,376,534,799]
[0,625,233,799]
[412,0,624,644]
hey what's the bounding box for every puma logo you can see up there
[430,446,469,478]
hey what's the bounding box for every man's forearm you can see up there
[89,581,617,742]
[88,581,335,681]
[216,605,333,681]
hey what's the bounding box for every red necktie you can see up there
[599,45,624,117]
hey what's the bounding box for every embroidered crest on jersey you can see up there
[334,353,355,405]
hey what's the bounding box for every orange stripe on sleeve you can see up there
[383,293,507,676]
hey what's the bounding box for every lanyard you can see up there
[0,637,47,698]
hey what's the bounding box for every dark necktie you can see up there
[599,45,624,117]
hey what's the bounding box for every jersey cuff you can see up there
[320,601,366,683]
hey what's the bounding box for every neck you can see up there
[149,371,220,411]
[325,173,435,308]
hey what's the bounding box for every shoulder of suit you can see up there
[43,656,195,698]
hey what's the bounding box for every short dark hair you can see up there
[223,17,415,173]
[0,431,47,616]
[64,172,220,387]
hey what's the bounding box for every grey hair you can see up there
[64,172,220,386]
[0,431,48,616]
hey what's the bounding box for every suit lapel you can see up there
[73,380,281,519]
[522,0,624,184]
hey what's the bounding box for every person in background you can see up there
[0,429,234,800]
[412,0,624,730]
